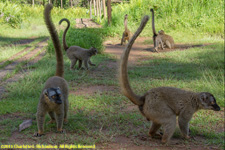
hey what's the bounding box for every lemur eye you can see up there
[51,95,56,99]
[59,94,61,97]
[211,101,215,105]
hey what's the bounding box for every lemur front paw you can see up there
[34,132,44,137]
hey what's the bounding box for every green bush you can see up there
[47,28,109,54]
[0,2,23,28]
[0,1,89,29]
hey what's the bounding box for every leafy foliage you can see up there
[48,28,112,54]
[0,1,88,28]
[0,2,23,28]
[102,0,224,36]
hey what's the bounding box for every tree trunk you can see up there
[98,0,101,18]
[49,0,51,4]
[90,0,92,18]
[70,0,73,8]
[99,0,102,22]
[93,0,96,16]
[96,0,99,18]
[103,0,106,19]
[107,0,111,26]
[61,0,63,9]
[32,0,34,6]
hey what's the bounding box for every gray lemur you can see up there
[119,15,220,144]
[34,4,69,137]
[59,18,97,70]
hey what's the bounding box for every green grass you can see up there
[102,0,224,38]
[1,0,223,45]
[0,1,88,29]
[134,43,224,106]
[0,1,88,45]
[0,45,26,62]
[1,47,46,82]
[0,37,46,62]
[0,40,223,148]
[0,0,224,149]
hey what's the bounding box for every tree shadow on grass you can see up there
[0,36,48,47]
[130,47,223,83]
[143,44,211,53]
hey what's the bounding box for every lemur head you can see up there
[199,92,220,111]
[90,47,98,55]
[43,87,62,104]
[158,30,165,35]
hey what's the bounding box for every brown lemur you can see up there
[119,15,220,144]
[121,14,131,45]
[150,8,175,52]
[34,4,69,137]
[59,18,97,70]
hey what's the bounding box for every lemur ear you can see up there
[43,89,48,96]
[200,93,207,102]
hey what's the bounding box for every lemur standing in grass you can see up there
[34,4,69,137]
[59,18,97,70]
[119,15,220,144]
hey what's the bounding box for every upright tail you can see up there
[124,14,128,31]
[119,15,149,106]
[44,4,64,77]
[150,8,157,47]
[59,18,70,51]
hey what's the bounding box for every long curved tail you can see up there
[124,14,128,31]
[119,15,149,106]
[44,4,64,77]
[59,18,70,51]
[150,8,157,47]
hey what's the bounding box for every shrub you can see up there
[0,1,89,28]
[0,2,23,28]
[47,28,108,54]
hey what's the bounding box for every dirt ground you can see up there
[0,36,223,150]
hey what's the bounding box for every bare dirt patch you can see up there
[75,18,102,28]
[104,37,211,63]
[97,134,219,150]
[104,39,151,63]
